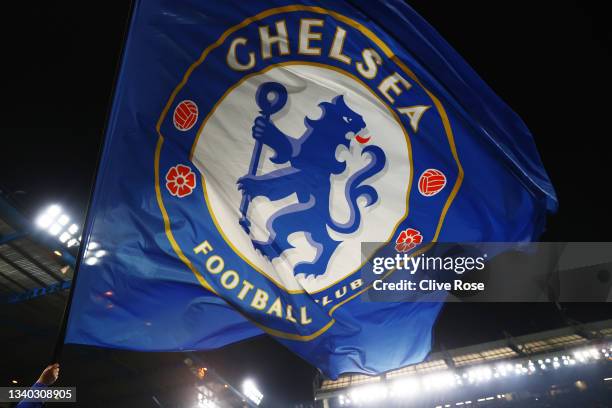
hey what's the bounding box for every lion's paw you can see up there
[236,175,259,197]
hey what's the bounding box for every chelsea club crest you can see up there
[155,6,463,339]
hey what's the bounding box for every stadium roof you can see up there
[315,319,612,399]
[0,213,73,305]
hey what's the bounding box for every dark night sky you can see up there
[1,1,611,405]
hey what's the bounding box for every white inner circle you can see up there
[193,64,410,293]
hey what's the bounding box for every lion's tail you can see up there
[328,145,386,234]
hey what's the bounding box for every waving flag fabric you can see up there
[65,0,557,378]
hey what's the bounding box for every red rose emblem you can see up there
[395,228,423,252]
[165,164,196,198]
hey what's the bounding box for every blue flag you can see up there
[65,0,557,378]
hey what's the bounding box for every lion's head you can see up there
[304,95,366,149]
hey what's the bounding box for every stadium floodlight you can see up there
[422,371,456,390]
[389,377,419,398]
[336,343,612,407]
[196,389,220,408]
[35,204,81,247]
[49,223,62,236]
[57,214,69,226]
[467,366,492,383]
[349,384,387,404]
[242,379,263,406]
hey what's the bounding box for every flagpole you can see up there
[51,0,137,363]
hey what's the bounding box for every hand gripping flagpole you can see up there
[238,82,287,234]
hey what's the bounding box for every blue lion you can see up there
[237,84,386,277]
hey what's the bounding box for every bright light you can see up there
[242,379,263,405]
[48,205,61,216]
[389,377,419,398]
[335,343,612,407]
[57,214,69,225]
[11,380,18,384]
[496,363,516,377]
[49,223,62,236]
[467,366,492,383]
[36,214,53,229]
[85,257,98,266]
[53,250,62,256]
[574,347,600,363]
[196,392,220,408]
[349,384,387,404]
[95,250,107,258]
[423,371,456,390]
[196,367,207,379]
[35,204,81,247]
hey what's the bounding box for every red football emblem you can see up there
[418,169,447,197]
[165,164,197,198]
[173,100,198,131]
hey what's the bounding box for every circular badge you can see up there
[154,6,463,338]
[194,64,410,293]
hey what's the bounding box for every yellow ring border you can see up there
[154,5,464,341]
